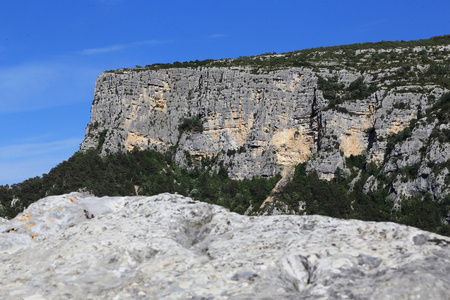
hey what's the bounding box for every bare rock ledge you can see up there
[1,192,449,299]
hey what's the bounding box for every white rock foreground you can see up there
[1,193,449,299]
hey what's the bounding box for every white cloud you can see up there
[0,59,99,113]
[0,158,61,184]
[133,40,173,46]
[79,39,174,55]
[0,138,81,185]
[79,44,127,55]
[0,63,58,112]
[207,34,228,39]
[0,138,81,159]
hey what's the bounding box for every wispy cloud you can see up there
[0,59,99,113]
[0,38,172,113]
[0,138,81,160]
[133,39,173,46]
[207,34,228,39]
[79,44,127,55]
[0,63,59,112]
[0,138,81,184]
[79,39,174,55]
[0,158,60,184]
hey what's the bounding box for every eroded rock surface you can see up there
[1,193,449,299]
[80,44,450,202]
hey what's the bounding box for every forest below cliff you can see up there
[1,35,450,236]
[1,141,449,236]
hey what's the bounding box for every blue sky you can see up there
[0,0,449,185]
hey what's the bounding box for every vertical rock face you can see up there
[81,42,450,202]
[82,68,320,179]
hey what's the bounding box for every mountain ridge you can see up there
[1,35,449,236]
[81,36,450,206]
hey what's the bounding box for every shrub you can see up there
[178,117,204,134]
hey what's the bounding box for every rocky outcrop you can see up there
[1,192,449,299]
[80,43,450,202]
[81,68,320,179]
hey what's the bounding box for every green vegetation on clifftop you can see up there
[106,35,450,74]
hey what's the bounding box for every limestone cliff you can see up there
[81,38,450,204]
[81,68,319,179]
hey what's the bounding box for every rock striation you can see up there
[1,193,450,299]
[80,42,450,204]
[81,68,319,179]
